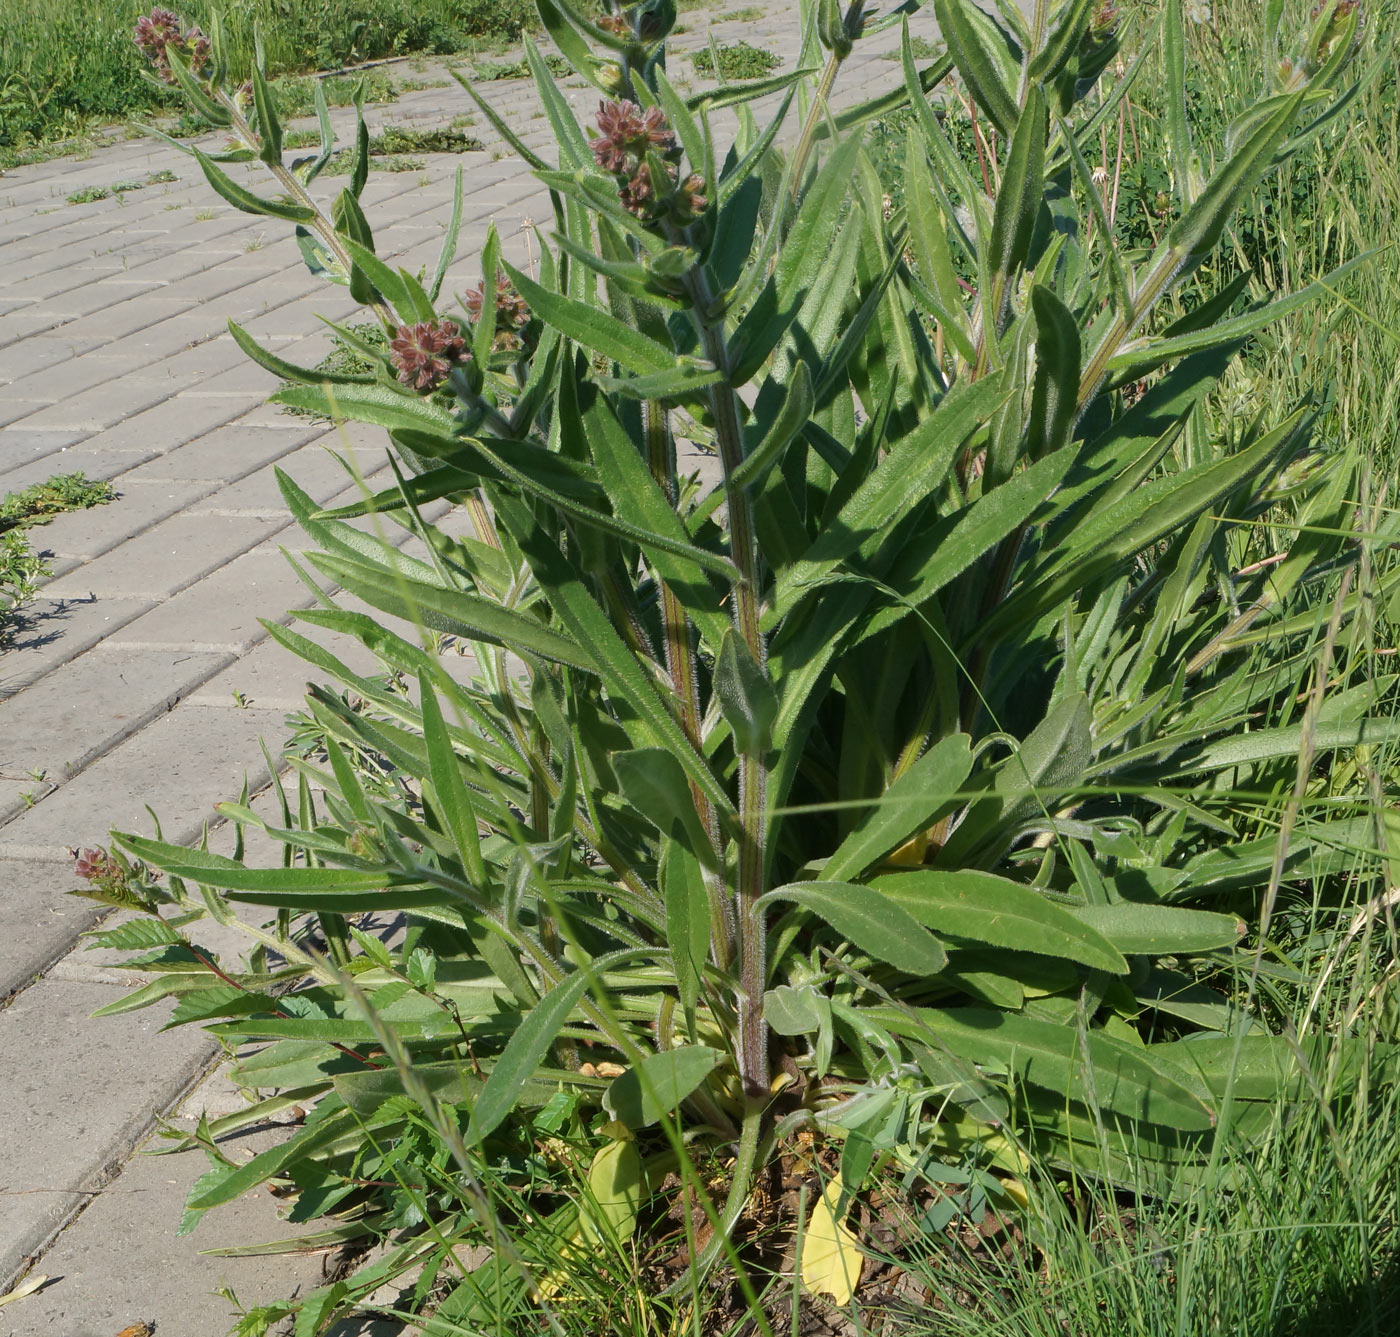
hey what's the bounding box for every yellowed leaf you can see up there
[581,1134,642,1245]
[997,1175,1030,1209]
[0,1274,47,1309]
[800,1172,864,1304]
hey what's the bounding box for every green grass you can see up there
[283,124,481,154]
[690,39,780,80]
[471,53,570,81]
[0,0,537,150]
[1,473,116,643]
[63,167,178,206]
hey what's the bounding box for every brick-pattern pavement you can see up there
[0,8,936,1330]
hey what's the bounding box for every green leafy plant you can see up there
[690,38,780,79]
[94,0,1395,1330]
[1,472,116,641]
[473,52,571,80]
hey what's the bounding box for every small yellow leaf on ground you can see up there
[800,1173,863,1304]
[0,1274,47,1309]
[582,1134,643,1245]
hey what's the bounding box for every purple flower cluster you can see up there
[133,8,212,84]
[589,100,705,223]
[464,273,532,351]
[389,319,471,393]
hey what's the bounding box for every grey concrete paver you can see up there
[0,645,232,782]
[0,702,286,860]
[36,478,218,561]
[0,860,105,1001]
[121,419,325,483]
[41,512,287,600]
[0,978,214,1285]
[0,597,156,700]
[0,444,155,493]
[104,548,331,654]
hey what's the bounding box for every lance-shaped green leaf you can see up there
[904,133,975,362]
[272,381,457,435]
[190,145,314,222]
[1169,88,1305,261]
[186,1106,358,1211]
[299,78,337,184]
[729,133,864,384]
[503,262,675,374]
[473,224,502,369]
[684,66,812,113]
[227,320,376,387]
[1106,252,1373,374]
[604,1046,722,1127]
[578,386,731,652]
[1165,716,1400,777]
[449,66,550,172]
[713,629,778,756]
[980,410,1310,643]
[493,491,736,820]
[868,444,1078,632]
[1025,285,1081,461]
[349,83,370,198]
[661,839,710,1015]
[776,373,1006,610]
[163,43,232,127]
[524,34,590,168]
[419,670,487,889]
[932,0,1019,136]
[986,83,1047,311]
[870,1006,1216,1129]
[872,869,1129,973]
[1065,903,1245,955]
[430,165,464,302]
[1028,0,1097,83]
[759,881,948,975]
[823,735,974,882]
[468,968,595,1145]
[732,362,815,492]
[615,748,721,868]
[250,32,282,166]
[536,0,610,92]
[306,550,595,672]
[1163,0,1197,207]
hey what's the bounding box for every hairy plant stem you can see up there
[216,87,396,330]
[643,400,734,968]
[790,1,865,195]
[684,268,771,1101]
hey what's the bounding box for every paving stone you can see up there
[42,512,286,600]
[0,978,215,1289]
[106,548,328,654]
[34,479,215,561]
[0,646,231,782]
[0,444,156,494]
[188,622,384,712]
[0,1116,347,1337]
[0,428,95,479]
[188,443,393,517]
[121,418,324,484]
[174,356,282,398]
[0,355,155,406]
[72,392,257,454]
[0,703,286,861]
[0,398,47,428]
[0,859,105,1001]
[0,596,155,700]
